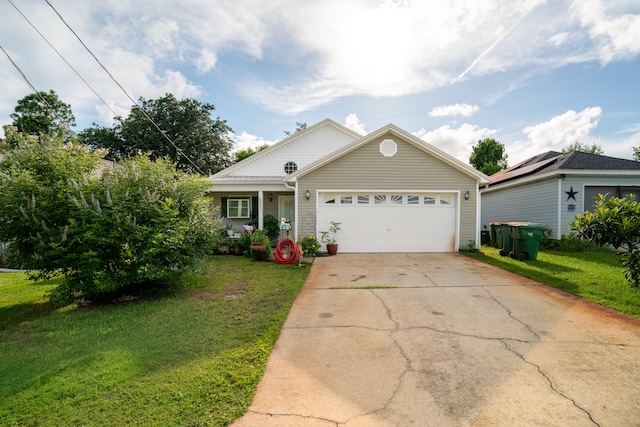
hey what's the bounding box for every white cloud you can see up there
[195,49,218,74]
[343,113,367,135]
[572,0,640,63]
[509,107,603,163]
[429,103,480,117]
[414,124,498,163]
[231,131,277,152]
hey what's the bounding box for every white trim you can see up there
[209,183,289,192]
[475,183,481,249]
[258,190,264,229]
[557,176,563,240]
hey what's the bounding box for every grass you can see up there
[465,245,640,318]
[0,256,310,426]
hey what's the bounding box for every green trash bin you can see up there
[489,222,501,248]
[499,222,518,257]
[511,223,545,261]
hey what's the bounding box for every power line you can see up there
[44,0,205,175]
[6,0,121,121]
[0,45,60,127]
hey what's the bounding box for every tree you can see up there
[8,90,76,140]
[633,145,640,161]
[469,138,508,175]
[79,94,233,175]
[561,141,603,155]
[0,129,220,306]
[234,143,270,162]
[570,194,640,287]
[284,121,307,137]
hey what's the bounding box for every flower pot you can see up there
[326,243,338,256]
[226,229,234,237]
[251,242,266,253]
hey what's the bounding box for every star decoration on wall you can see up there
[565,186,578,201]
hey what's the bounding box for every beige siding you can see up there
[297,133,478,246]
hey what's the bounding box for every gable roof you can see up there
[489,151,640,186]
[286,123,490,184]
[211,118,362,181]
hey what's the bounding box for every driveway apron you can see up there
[232,253,640,426]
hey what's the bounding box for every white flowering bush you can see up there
[0,130,220,305]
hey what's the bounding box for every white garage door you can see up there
[316,192,458,253]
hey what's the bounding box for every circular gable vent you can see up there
[284,161,298,174]
[379,139,397,157]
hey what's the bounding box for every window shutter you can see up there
[221,197,228,218]
[251,196,258,219]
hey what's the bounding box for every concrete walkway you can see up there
[232,253,640,426]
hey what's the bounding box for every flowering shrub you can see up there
[298,234,321,256]
[0,132,221,306]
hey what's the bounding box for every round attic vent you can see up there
[284,161,298,174]
[379,139,397,157]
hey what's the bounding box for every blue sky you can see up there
[1,0,639,166]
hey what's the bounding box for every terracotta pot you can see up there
[326,243,338,256]
[251,242,266,253]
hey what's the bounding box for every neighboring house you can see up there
[209,119,489,252]
[481,151,640,239]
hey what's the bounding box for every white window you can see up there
[423,194,436,205]
[390,195,403,205]
[357,195,370,204]
[407,195,419,205]
[340,194,353,204]
[374,194,387,205]
[440,194,453,205]
[323,193,336,204]
[228,198,250,218]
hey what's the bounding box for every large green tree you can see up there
[469,138,508,175]
[8,90,76,140]
[0,128,220,305]
[561,141,603,155]
[79,94,233,175]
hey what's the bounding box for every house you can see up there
[480,151,640,239]
[209,119,490,252]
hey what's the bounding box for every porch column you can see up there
[258,190,264,230]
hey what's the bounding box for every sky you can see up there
[1,0,639,167]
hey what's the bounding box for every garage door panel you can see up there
[317,192,457,253]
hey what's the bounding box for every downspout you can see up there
[284,179,298,240]
[475,182,481,250]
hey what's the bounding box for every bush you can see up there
[298,234,321,256]
[263,214,280,242]
[0,132,221,305]
[571,194,640,287]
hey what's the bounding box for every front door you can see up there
[279,196,295,239]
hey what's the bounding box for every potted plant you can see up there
[250,229,272,261]
[320,221,341,255]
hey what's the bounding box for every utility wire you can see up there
[44,0,205,175]
[6,0,121,121]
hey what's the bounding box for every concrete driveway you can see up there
[232,253,640,426]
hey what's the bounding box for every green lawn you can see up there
[465,246,640,318]
[0,257,310,426]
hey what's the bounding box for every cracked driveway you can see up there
[232,253,640,426]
